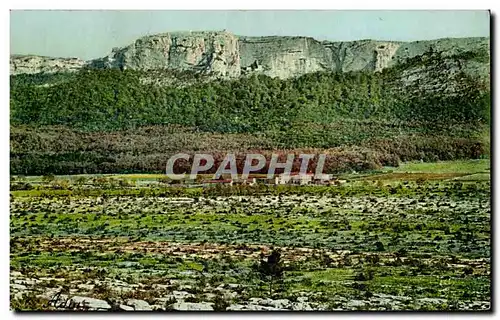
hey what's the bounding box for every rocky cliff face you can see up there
[10,31,489,81]
[239,36,329,78]
[90,31,240,78]
[237,37,407,77]
[10,55,85,75]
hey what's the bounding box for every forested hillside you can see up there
[10,48,490,175]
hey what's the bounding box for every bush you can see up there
[10,182,33,191]
[11,292,52,311]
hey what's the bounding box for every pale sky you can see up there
[10,10,490,60]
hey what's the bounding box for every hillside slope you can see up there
[9,32,490,175]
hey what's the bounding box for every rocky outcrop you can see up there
[90,31,240,78]
[374,42,401,72]
[10,55,85,75]
[10,31,489,81]
[387,38,491,97]
[239,36,329,78]
[390,37,490,66]
[238,37,405,77]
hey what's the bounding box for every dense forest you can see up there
[10,48,490,175]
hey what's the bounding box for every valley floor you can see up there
[10,160,491,311]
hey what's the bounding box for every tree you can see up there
[257,249,284,297]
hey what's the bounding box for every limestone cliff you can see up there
[10,55,85,75]
[89,31,240,78]
[10,31,489,82]
[238,36,329,78]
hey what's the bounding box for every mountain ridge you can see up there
[10,31,489,79]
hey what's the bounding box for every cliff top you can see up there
[10,31,490,60]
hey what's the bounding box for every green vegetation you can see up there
[9,47,490,175]
[10,164,491,311]
[9,44,491,311]
[393,159,490,174]
[10,49,489,132]
[10,122,487,175]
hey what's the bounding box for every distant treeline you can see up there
[10,124,486,175]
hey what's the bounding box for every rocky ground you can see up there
[10,270,490,311]
[10,179,491,311]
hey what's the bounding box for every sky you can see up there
[10,10,490,60]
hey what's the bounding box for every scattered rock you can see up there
[39,277,66,282]
[119,304,134,311]
[170,290,195,300]
[13,278,38,286]
[418,297,447,304]
[151,304,165,311]
[110,281,136,293]
[373,293,411,301]
[117,261,140,268]
[153,284,170,290]
[227,303,288,311]
[10,271,23,277]
[226,304,245,311]
[248,298,291,309]
[10,283,27,291]
[69,296,111,310]
[347,300,368,308]
[292,302,313,311]
[13,291,31,300]
[203,293,216,300]
[172,302,214,311]
[38,288,62,300]
[271,299,291,309]
[155,290,195,306]
[126,299,153,311]
[77,284,95,291]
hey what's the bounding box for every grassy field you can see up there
[393,160,490,174]
[347,160,491,184]
[10,160,491,311]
